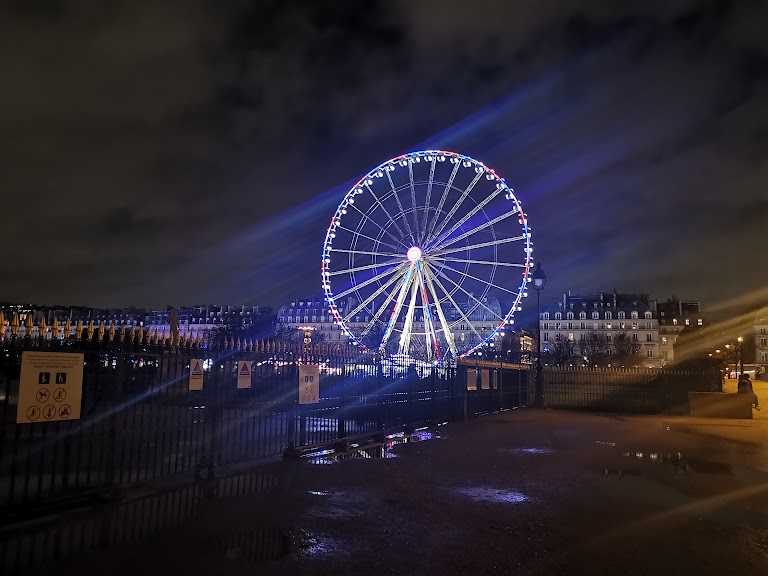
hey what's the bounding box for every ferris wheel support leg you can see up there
[422,263,458,356]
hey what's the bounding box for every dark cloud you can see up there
[0,0,766,311]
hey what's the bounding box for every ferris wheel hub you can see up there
[406,246,423,263]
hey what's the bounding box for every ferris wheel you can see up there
[321,150,533,360]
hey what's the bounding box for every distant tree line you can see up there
[544,331,643,367]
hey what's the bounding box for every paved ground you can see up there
[39,381,768,576]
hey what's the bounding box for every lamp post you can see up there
[531,263,547,408]
[737,336,744,376]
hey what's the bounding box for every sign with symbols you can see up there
[237,361,252,389]
[298,364,320,404]
[17,352,84,424]
[466,369,478,391]
[189,359,204,391]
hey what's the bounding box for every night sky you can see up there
[2,0,766,313]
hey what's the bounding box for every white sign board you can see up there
[298,364,320,404]
[189,358,204,391]
[18,352,84,424]
[237,361,252,389]
[466,369,478,391]
[481,370,490,390]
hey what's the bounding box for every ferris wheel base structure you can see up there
[321,150,534,362]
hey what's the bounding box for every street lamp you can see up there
[531,263,547,409]
[737,336,744,376]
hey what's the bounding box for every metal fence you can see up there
[0,336,530,521]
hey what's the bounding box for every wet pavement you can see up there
[31,386,768,576]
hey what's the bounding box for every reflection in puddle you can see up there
[303,428,441,464]
[453,487,529,504]
[623,451,732,475]
[513,447,553,455]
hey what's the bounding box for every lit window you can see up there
[685,319,690,326]
[645,312,652,319]
[606,322,612,329]
[631,312,638,320]
[673,319,678,326]
[697,318,703,326]
[662,337,668,345]
[568,333,574,341]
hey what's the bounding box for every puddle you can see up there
[220,528,291,562]
[453,487,529,504]
[623,451,732,475]
[302,428,441,464]
[512,447,553,455]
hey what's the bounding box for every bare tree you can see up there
[611,333,642,366]
[579,331,609,367]
[544,338,576,366]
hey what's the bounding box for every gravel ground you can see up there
[36,386,768,576]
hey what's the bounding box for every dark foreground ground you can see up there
[34,384,768,576]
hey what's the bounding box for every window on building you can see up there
[662,337,668,345]
[618,312,625,320]
[632,333,638,341]
[543,333,549,342]
[661,351,668,360]
[543,323,549,330]
[620,322,626,329]
[580,322,586,329]
[646,333,652,341]
[568,322,573,329]
[632,322,638,329]
[592,322,598,329]
[606,322,612,329]
[761,329,766,335]
[543,312,550,320]
[631,312,638,320]
[555,313,561,320]
[762,352,768,363]
[555,333,561,341]
[647,349,653,358]
[646,322,652,329]
[579,312,586,319]
[592,312,599,319]
[697,318,703,326]
[673,319,678,325]
[580,333,585,340]
[606,335,612,342]
[685,319,690,326]
[567,312,574,320]
[761,338,767,347]
[605,312,612,320]
[645,312,652,319]
[568,333,574,341]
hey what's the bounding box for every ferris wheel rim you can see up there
[321,150,533,359]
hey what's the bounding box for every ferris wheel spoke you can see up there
[385,171,416,245]
[420,263,457,355]
[420,157,437,244]
[329,247,402,259]
[381,264,416,351]
[408,161,420,243]
[343,268,407,322]
[415,262,441,359]
[399,277,420,355]
[431,256,526,268]
[422,262,484,341]
[426,170,484,248]
[430,234,526,257]
[437,260,522,298]
[336,225,403,253]
[359,275,404,338]
[431,266,506,326]
[347,202,410,251]
[427,185,505,249]
[429,206,522,253]
[424,160,460,244]
[332,262,408,300]
[327,257,402,277]
[363,182,408,243]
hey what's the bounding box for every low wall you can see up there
[689,392,753,419]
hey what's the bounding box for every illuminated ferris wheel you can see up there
[321,150,533,360]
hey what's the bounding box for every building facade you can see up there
[650,299,704,366]
[539,291,661,368]
[754,307,768,367]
